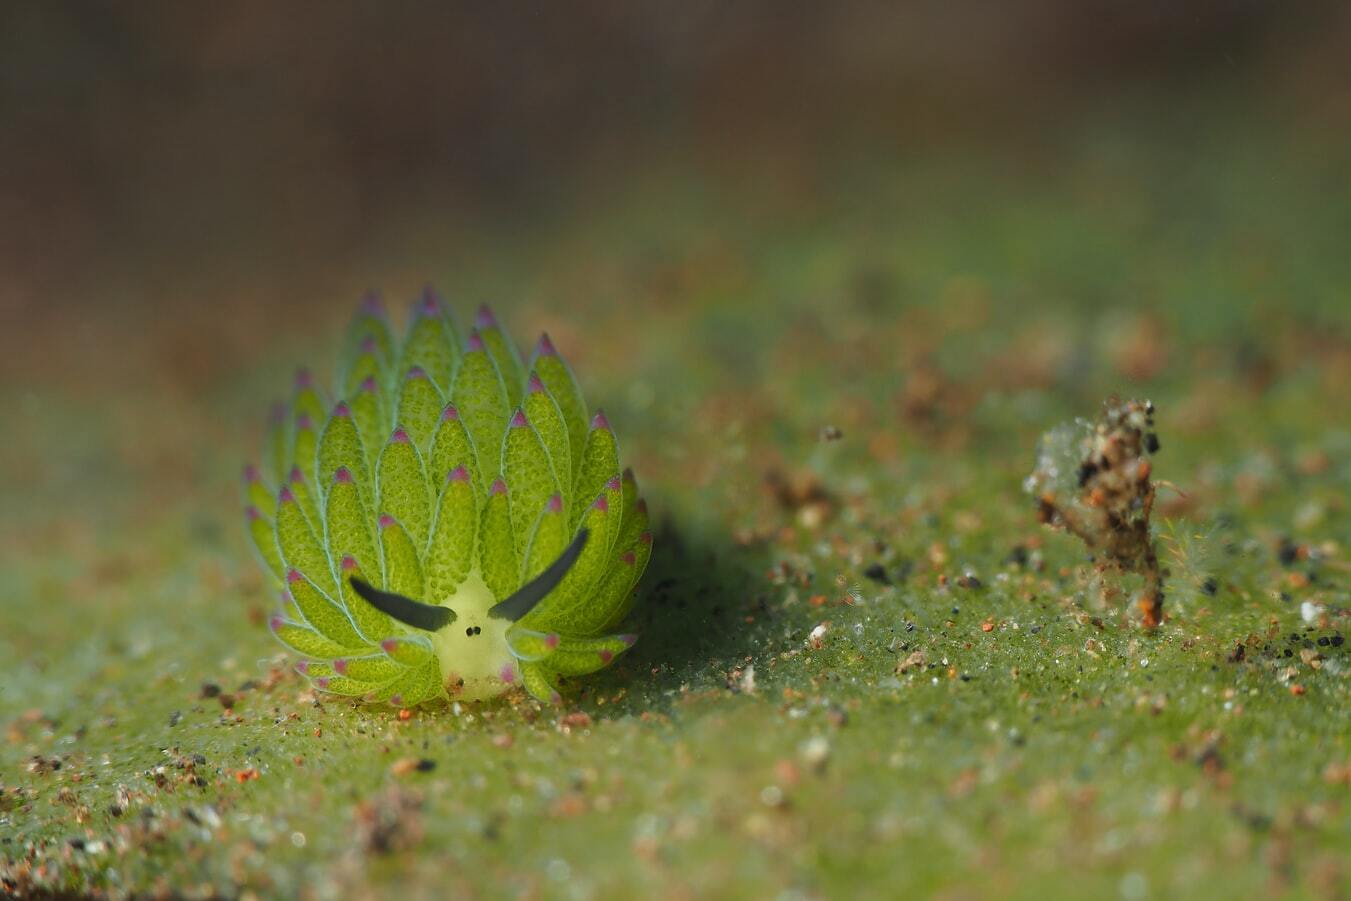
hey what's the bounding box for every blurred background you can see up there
[2,1,1348,531]
[4,1,1350,366]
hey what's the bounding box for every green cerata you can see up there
[242,290,651,706]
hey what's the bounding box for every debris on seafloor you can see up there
[354,785,425,855]
[763,467,836,529]
[1025,397,1166,627]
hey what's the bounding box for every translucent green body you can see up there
[243,292,650,705]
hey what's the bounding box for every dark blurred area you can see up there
[2,1,1348,381]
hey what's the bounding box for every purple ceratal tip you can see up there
[475,305,498,329]
[315,677,331,690]
[527,372,546,394]
[359,335,377,354]
[544,633,560,650]
[380,639,398,654]
[418,287,441,316]
[510,409,528,428]
[441,403,460,421]
[598,649,614,664]
[245,505,262,522]
[243,464,261,484]
[278,487,296,505]
[619,634,638,648]
[269,615,285,631]
[593,495,610,513]
[389,694,404,708]
[620,551,636,566]
[378,514,396,530]
[447,465,470,484]
[636,499,648,516]
[286,569,303,585]
[536,333,558,357]
[359,376,378,394]
[591,410,610,431]
[549,690,563,706]
[405,366,428,381]
[359,291,385,317]
[547,494,563,513]
[466,330,485,352]
[341,555,358,572]
[332,401,352,418]
[294,368,313,389]
[278,589,292,606]
[639,531,653,546]
[295,661,309,675]
[490,478,508,496]
[296,413,314,431]
[499,663,516,684]
[390,427,411,444]
[333,659,349,675]
[605,476,622,492]
[289,466,305,485]
[334,467,354,484]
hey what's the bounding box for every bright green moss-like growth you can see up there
[243,291,650,705]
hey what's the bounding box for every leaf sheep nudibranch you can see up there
[243,291,651,706]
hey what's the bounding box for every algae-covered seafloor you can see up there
[3,108,1350,896]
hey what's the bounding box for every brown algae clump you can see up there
[1025,397,1165,627]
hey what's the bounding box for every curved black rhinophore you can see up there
[347,528,589,631]
[349,577,457,631]
[488,528,589,622]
